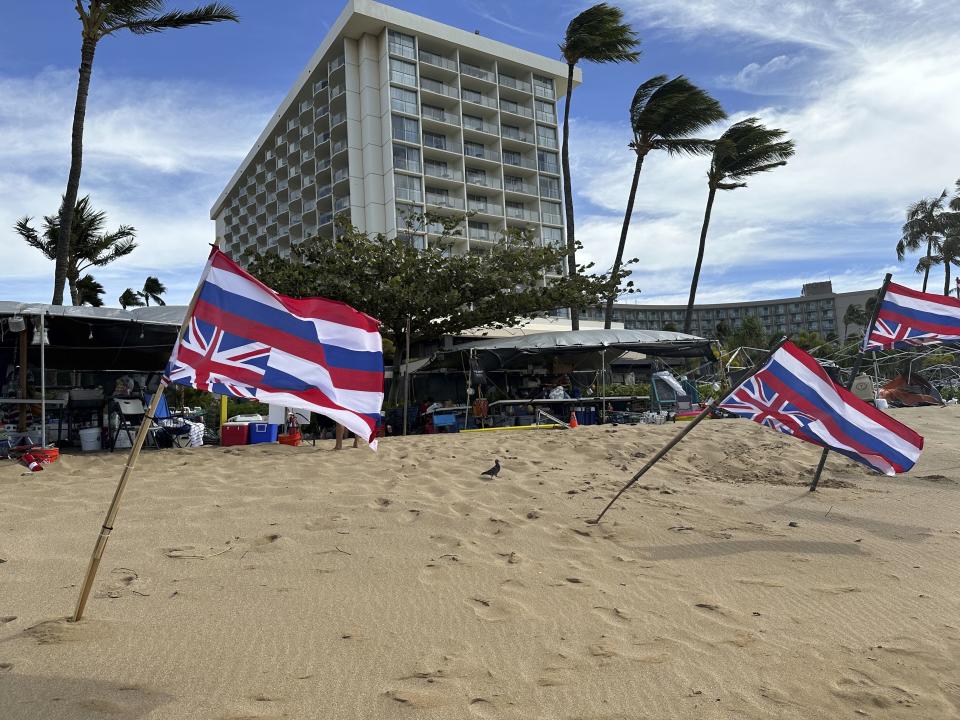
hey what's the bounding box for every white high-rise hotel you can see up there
[210,0,580,262]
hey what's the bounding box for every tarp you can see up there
[419,329,714,372]
[0,301,186,372]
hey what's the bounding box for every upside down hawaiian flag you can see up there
[719,341,922,475]
[863,281,960,351]
[166,248,384,448]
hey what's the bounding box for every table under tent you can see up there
[0,302,189,452]
[407,329,715,431]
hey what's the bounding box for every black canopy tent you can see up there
[0,302,185,372]
[419,329,715,374]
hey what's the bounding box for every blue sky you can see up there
[2,0,959,307]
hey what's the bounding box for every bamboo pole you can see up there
[72,246,217,622]
[590,337,788,524]
[809,273,892,491]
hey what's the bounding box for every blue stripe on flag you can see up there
[883,298,960,330]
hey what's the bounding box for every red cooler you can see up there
[221,422,249,446]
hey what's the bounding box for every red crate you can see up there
[220,423,249,446]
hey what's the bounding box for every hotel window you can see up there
[388,30,416,59]
[425,159,449,177]
[392,114,419,144]
[464,141,485,158]
[535,99,556,123]
[390,58,417,87]
[536,124,557,148]
[533,74,555,98]
[463,114,484,131]
[538,149,559,173]
[502,149,521,165]
[542,226,563,246]
[394,173,422,203]
[393,144,421,172]
[501,98,519,114]
[390,86,417,114]
[423,131,447,150]
[466,167,486,184]
[462,88,482,104]
[539,175,560,199]
[468,194,488,211]
[541,201,562,223]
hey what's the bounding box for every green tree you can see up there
[603,75,726,328]
[76,274,105,307]
[52,1,238,305]
[247,215,626,403]
[842,303,867,340]
[916,229,960,296]
[896,183,954,293]
[119,288,145,309]
[683,119,795,333]
[139,275,167,306]
[726,315,767,349]
[15,195,136,305]
[662,321,678,332]
[560,2,640,330]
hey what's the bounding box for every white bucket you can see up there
[79,427,101,452]
[875,398,889,410]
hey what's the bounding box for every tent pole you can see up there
[40,311,46,448]
[72,245,216,622]
[601,349,606,424]
[402,315,411,436]
[810,273,892,491]
[18,328,28,433]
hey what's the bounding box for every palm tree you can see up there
[916,218,960,296]
[603,75,726,328]
[897,190,948,293]
[76,274,105,307]
[119,289,145,309]
[842,303,866,340]
[15,195,137,305]
[139,276,167,306]
[52,1,238,305]
[683,119,795,334]
[560,3,640,329]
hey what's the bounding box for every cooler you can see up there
[248,422,278,444]
[221,422,249,446]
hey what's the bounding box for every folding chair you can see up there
[111,398,163,452]
[145,393,193,448]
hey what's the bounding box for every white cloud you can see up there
[0,69,271,305]
[570,0,960,304]
[720,54,808,93]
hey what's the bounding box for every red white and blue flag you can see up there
[166,248,384,448]
[719,341,922,475]
[863,281,960,351]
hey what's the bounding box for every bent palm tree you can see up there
[139,276,167,306]
[52,1,238,305]
[916,211,960,296]
[119,289,145,309]
[683,119,795,334]
[560,3,640,329]
[76,274,105,307]
[603,75,726,328]
[15,195,137,305]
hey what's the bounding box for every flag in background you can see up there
[166,248,384,448]
[719,341,922,475]
[864,281,960,351]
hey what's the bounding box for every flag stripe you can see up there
[193,298,384,391]
[865,281,960,351]
[209,252,381,333]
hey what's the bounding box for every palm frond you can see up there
[104,2,237,35]
[14,217,56,259]
[561,3,640,65]
[709,118,795,184]
[655,137,717,156]
[632,75,726,145]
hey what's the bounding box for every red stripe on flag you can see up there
[886,281,960,308]
[193,299,383,393]
[210,250,382,332]
[879,308,960,336]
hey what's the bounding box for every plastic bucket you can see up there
[79,427,101,452]
[875,398,889,410]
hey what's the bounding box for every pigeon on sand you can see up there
[480,459,501,479]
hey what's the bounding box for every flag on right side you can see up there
[864,281,960,351]
[719,341,923,475]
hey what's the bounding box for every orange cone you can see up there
[568,410,579,429]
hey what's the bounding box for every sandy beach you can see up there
[2,406,959,719]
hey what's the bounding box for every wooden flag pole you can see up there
[72,246,216,622]
[590,337,789,524]
[809,273,892,492]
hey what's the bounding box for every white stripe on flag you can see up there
[255,389,377,450]
[886,289,960,318]
[205,265,382,353]
[269,348,384,415]
[804,420,895,475]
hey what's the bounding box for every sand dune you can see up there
[2,406,959,719]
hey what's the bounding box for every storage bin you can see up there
[79,427,101,452]
[221,422,249,446]
[248,422,278,444]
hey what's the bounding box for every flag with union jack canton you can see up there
[863,281,960,351]
[719,341,922,475]
[166,248,384,448]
